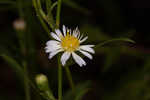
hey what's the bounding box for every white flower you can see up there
[45,25,95,67]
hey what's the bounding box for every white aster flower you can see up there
[45,25,95,67]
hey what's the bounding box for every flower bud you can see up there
[35,74,49,91]
[13,19,26,31]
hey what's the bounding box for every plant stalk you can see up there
[58,55,62,100]
[23,61,30,100]
[65,66,75,92]
[56,0,62,28]
[32,0,51,35]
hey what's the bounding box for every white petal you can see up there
[46,40,60,46]
[45,45,61,53]
[75,28,80,39]
[45,40,61,53]
[73,27,80,38]
[55,29,62,36]
[77,31,80,39]
[72,52,86,67]
[73,30,78,37]
[79,45,95,54]
[62,25,66,36]
[46,43,61,50]
[67,29,70,35]
[80,45,95,48]
[79,34,83,40]
[79,50,93,59]
[50,32,61,41]
[69,29,72,35]
[80,36,88,43]
[48,49,63,59]
[61,52,71,66]
[75,27,79,33]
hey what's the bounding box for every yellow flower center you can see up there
[61,33,80,52]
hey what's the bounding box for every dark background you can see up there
[1,0,150,100]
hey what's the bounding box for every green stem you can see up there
[50,1,58,12]
[23,61,30,100]
[37,0,55,31]
[56,0,62,99]
[46,91,56,100]
[32,0,51,35]
[56,0,62,28]
[45,0,55,30]
[46,0,52,12]
[37,0,47,21]
[58,55,62,100]
[64,66,75,92]
[16,0,30,97]
[17,0,24,18]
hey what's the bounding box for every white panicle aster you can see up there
[45,25,95,67]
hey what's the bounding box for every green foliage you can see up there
[1,54,24,78]
[64,81,91,100]
[95,37,135,50]
[0,0,148,100]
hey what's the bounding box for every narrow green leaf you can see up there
[32,0,51,36]
[1,54,24,77]
[50,1,58,12]
[45,0,55,29]
[95,38,135,49]
[0,55,42,99]
[37,0,47,21]
[63,81,91,100]
[37,0,55,30]
[75,88,90,100]
[46,0,52,12]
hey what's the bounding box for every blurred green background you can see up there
[1,0,150,100]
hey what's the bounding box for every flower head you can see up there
[45,25,95,67]
[13,19,26,31]
[35,74,49,91]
